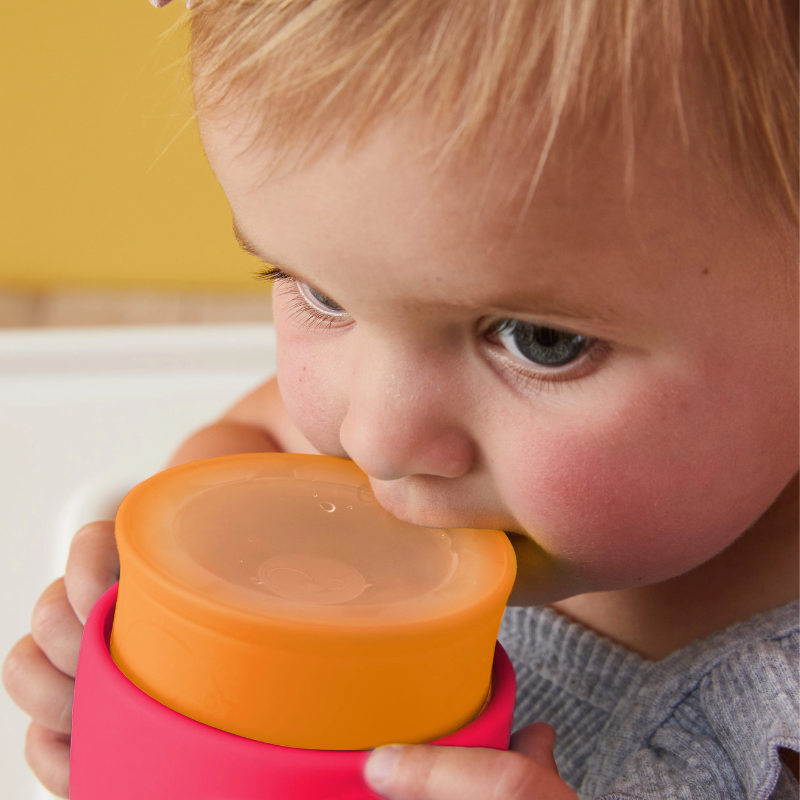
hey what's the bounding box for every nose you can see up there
[338,339,477,482]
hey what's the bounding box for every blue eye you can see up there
[495,320,589,367]
[298,282,348,316]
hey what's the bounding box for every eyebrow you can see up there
[483,295,629,328]
[233,220,299,279]
[232,219,630,330]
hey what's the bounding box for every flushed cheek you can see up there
[502,438,698,588]
[275,318,350,456]
[495,372,791,590]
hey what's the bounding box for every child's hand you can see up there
[2,521,119,798]
[364,722,579,800]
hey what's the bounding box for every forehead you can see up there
[201,112,791,328]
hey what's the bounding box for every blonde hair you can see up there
[190,0,798,217]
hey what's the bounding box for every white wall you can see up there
[0,324,277,799]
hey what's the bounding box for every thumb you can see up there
[364,735,576,800]
[510,722,560,776]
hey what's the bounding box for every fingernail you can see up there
[365,745,404,790]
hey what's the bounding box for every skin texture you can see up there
[3,116,798,797]
[203,116,798,611]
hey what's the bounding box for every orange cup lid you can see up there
[111,454,516,749]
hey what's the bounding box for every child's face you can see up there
[201,116,798,605]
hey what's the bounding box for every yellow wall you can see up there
[0,1,262,291]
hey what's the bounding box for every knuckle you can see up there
[31,585,67,649]
[2,637,34,699]
[56,692,74,733]
[23,723,41,769]
[65,577,100,625]
[47,685,75,736]
[25,723,71,798]
[72,519,114,542]
[68,521,114,567]
[45,680,75,736]
[490,753,540,800]
[404,747,443,800]
[2,636,75,734]
[65,521,118,622]
[2,658,21,702]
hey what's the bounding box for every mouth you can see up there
[368,474,519,533]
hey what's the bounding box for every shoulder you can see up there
[595,602,799,800]
[500,602,799,800]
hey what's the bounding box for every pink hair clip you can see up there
[149,0,197,8]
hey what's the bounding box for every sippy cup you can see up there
[70,453,517,799]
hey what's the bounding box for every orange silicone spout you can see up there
[110,454,516,750]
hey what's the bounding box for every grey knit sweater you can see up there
[498,601,799,800]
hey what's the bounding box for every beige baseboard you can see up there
[0,289,273,328]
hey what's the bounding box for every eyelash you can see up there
[258,266,351,332]
[257,266,611,389]
[257,266,293,284]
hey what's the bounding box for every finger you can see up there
[65,521,119,624]
[2,636,74,734]
[25,721,70,799]
[30,579,83,678]
[364,743,576,800]
[511,722,561,775]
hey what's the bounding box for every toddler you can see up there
[4,1,798,798]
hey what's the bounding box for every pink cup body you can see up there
[70,584,517,800]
